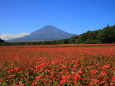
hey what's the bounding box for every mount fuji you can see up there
[8,25,75,42]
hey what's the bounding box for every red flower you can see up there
[91,79,99,84]
[0,79,3,82]
[62,65,67,69]
[8,75,15,79]
[61,75,67,80]
[35,75,43,80]
[110,82,115,86]
[14,84,25,86]
[60,80,67,84]
[111,77,115,83]
[99,80,105,84]
[14,66,20,71]
[76,69,82,73]
[74,74,81,80]
[100,71,107,76]
[39,69,44,73]
[102,64,110,69]
[90,69,98,75]
[35,63,45,69]
[18,84,25,86]
[73,81,78,85]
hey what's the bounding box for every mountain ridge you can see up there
[8,25,75,42]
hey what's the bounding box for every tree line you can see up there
[69,25,115,44]
[1,25,115,45]
[0,39,5,45]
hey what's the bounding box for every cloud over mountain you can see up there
[0,33,30,40]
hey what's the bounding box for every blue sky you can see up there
[0,0,115,35]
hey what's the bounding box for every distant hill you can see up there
[8,25,75,42]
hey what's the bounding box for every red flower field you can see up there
[0,44,115,86]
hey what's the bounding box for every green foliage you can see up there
[74,25,115,44]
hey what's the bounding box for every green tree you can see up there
[0,39,5,45]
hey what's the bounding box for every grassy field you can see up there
[0,44,115,86]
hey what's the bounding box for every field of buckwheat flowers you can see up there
[0,44,115,86]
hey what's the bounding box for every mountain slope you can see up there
[8,25,75,42]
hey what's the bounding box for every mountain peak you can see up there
[39,25,59,30]
[44,25,54,27]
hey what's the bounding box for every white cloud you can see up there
[0,33,30,40]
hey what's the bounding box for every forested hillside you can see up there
[67,25,115,44]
